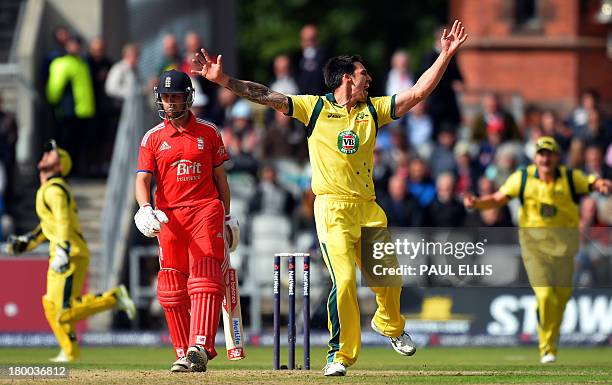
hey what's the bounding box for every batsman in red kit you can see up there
[133,69,240,373]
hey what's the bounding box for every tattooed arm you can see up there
[224,78,289,113]
[191,48,289,113]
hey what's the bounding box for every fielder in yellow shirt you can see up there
[6,140,136,362]
[192,21,468,376]
[464,136,611,364]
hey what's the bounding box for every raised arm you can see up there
[395,20,468,117]
[191,49,289,113]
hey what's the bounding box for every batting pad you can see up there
[158,268,190,358]
[188,258,225,358]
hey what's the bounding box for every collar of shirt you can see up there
[325,92,354,108]
[533,166,561,180]
[47,174,63,181]
[164,111,196,137]
[325,92,337,103]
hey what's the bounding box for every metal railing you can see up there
[7,0,27,64]
[128,245,159,308]
[100,91,153,291]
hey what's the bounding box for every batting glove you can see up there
[6,233,35,255]
[225,214,240,252]
[50,242,70,273]
[134,204,168,238]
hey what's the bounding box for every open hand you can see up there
[191,48,227,86]
[440,20,468,56]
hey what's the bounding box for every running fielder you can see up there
[6,139,136,362]
[464,136,612,363]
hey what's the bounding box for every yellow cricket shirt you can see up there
[499,164,597,227]
[35,176,89,257]
[287,93,398,199]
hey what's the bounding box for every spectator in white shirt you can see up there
[270,54,298,95]
[105,44,142,100]
[385,49,414,96]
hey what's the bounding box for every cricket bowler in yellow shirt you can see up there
[464,136,612,364]
[6,140,136,362]
[192,20,468,376]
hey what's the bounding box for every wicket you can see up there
[273,252,310,370]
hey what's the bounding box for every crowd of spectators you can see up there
[1,25,610,277]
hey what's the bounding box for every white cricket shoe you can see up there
[371,319,417,356]
[323,362,346,376]
[186,345,209,372]
[116,284,137,320]
[170,356,192,372]
[49,350,72,363]
[540,353,556,364]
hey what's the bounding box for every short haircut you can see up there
[323,55,363,90]
[582,88,600,103]
[122,43,138,56]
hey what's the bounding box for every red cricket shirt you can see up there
[137,113,229,210]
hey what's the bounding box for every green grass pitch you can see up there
[1,346,611,384]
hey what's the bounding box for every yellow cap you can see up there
[57,147,72,177]
[45,139,72,177]
[535,136,560,154]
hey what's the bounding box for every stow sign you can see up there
[487,293,612,335]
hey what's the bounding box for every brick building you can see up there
[451,0,612,114]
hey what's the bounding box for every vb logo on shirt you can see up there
[337,130,359,154]
[540,203,557,218]
[172,159,202,182]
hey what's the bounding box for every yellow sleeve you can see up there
[286,95,321,126]
[25,224,47,252]
[571,169,597,195]
[44,185,71,244]
[370,95,399,128]
[499,170,523,199]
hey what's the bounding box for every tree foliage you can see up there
[238,0,447,94]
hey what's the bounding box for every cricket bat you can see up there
[222,265,246,360]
